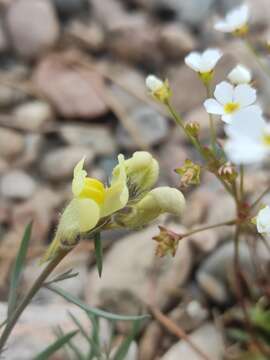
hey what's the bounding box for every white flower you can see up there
[145,75,171,103]
[184,48,222,73]
[224,107,270,164]
[145,75,164,93]
[256,206,270,234]
[228,64,252,84]
[214,4,250,34]
[204,81,260,124]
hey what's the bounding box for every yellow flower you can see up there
[42,155,129,262]
[119,151,159,198]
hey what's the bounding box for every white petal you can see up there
[225,136,267,164]
[214,20,234,32]
[184,52,201,72]
[257,206,270,234]
[201,48,222,72]
[203,99,224,115]
[225,107,266,141]
[221,114,234,124]
[228,64,252,84]
[214,81,234,104]
[233,84,256,107]
[145,75,163,92]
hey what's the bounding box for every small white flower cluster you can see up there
[146,3,270,236]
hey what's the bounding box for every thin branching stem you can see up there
[150,306,211,360]
[205,84,216,150]
[180,219,236,238]
[250,184,270,211]
[0,249,71,351]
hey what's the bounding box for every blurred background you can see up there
[0,0,270,358]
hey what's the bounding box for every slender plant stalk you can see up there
[240,165,244,201]
[165,101,235,198]
[205,84,216,150]
[0,249,70,351]
[181,219,236,238]
[245,40,270,79]
[250,184,270,211]
[150,306,211,360]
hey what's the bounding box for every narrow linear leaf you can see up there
[47,285,150,322]
[112,320,141,360]
[7,221,33,317]
[94,233,103,277]
[33,330,78,360]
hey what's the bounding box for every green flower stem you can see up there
[205,84,216,150]
[165,101,203,154]
[250,184,270,211]
[0,249,71,351]
[180,219,236,238]
[165,101,235,198]
[245,39,270,79]
[240,165,244,201]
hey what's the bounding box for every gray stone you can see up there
[34,53,108,119]
[40,146,94,181]
[12,101,53,131]
[0,301,95,360]
[0,19,8,53]
[0,170,37,200]
[6,0,60,59]
[85,225,193,308]
[0,128,25,159]
[161,322,223,360]
[117,106,169,149]
[59,124,117,155]
[53,0,89,20]
[159,23,197,59]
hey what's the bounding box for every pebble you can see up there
[161,322,223,360]
[196,241,261,303]
[33,53,108,119]
[40,146,94,181]
[59,124,117,155]
[53,0,90,21]
[0,127,25,159]
[0,301,93,359]
[85,224,192,309]
[159,23,197,59]
[6,0,60,59]
[0,170,37,200]
[168,65,206,113]
[12,101,53,131]
[0,19,8,53]
[116,106,169,149]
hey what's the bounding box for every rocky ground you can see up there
[0,0,270,359]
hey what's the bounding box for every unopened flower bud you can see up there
[218,162,238,183]
[117,186,185,229]
[185,122,200,138]
[153,226,182,257]
[228,64,252,84]
[113,151,159,199]
[175,159,201,187]
[145,75,172,103]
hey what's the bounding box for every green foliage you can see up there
[94,232,103,277]
[33,330,78,360]
[7,221,33,317]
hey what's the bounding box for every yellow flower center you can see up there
[79,177,105,204]
[224,102,240,114]
[233,24,249,37]
[262,133,270,147]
